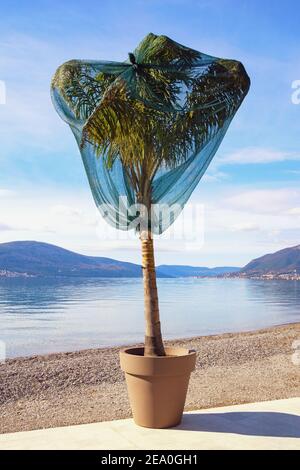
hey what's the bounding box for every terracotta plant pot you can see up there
[120,346,196,428]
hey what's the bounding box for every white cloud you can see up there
[286,170,300,176]
[51,205,82,217]
[50,204,99,227]
[0,189,16,197]
[287,207,300,215]
[218,147,300,165]
[230,222,260,232]
[225,188,300,214]
[202,171,229,182]
[0,222,13,231]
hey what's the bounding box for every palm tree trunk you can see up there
[140,231,165,356]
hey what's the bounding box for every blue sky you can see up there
[0,0,299,266]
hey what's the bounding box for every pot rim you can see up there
[120,346,196,376]
[120,346,196,358]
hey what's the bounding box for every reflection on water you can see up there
[0,277,299,358]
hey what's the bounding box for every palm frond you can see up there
[54,35,249,205]
[52,61,115,120]
[135,33,201,68]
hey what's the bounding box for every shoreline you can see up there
[4,321,300,361]
[5,320,300,361]
[1,323,299,434]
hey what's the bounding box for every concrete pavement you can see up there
[0,397,299,450]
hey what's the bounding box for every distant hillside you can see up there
[156,265,240,277]
[241,245,300,274]
[0,241,240,279]
[0,241,142,278]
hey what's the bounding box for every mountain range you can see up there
[0,241,299,279]
[0,241,239,278]
[241,244,300,275]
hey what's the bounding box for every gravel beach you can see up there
[0,323,299,434]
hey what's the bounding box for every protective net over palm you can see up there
[51,33,250,233]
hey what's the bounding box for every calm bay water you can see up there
[0,277,299,358]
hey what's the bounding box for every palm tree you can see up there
[51,33,250,357]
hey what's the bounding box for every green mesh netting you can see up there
[51,33,250,234]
